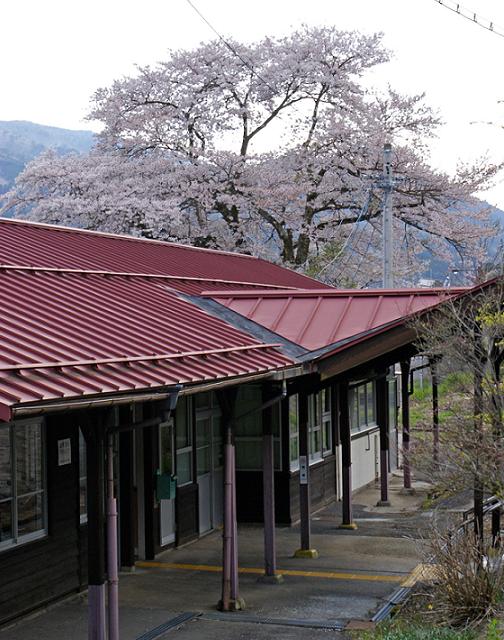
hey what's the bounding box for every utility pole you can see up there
[382,143,394,288]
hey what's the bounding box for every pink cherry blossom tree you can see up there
[2,26,501,285]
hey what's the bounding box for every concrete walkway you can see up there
[1,475,455,640]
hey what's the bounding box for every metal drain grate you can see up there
[201,611,345,631]
[136,612,200,640]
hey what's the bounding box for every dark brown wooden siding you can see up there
[0,414,82,625]
[176,483,199,545]
[289,457,337,525]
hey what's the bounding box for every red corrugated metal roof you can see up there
[0,218,327,290]
[206,288,468,352]
[0,268,294,420]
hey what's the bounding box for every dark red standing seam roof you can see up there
[0,268,294,421]
[205,288,468,352]
[0,218,328,290]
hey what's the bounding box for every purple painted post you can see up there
[88,585,106,640]
[338,381,356,529]
[107,434,119,640]
[377,375,390,507]
[230,444,239,602]
[220,434,233,611]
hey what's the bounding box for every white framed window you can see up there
[349,381,377,433]
[78,428,87,524]
[321,388,332,455]
[175,398,193,486]
[0,419,46,550]
[308,393,323,462]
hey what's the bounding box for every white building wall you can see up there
[351,428,379,491]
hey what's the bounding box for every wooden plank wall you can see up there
[0,414,83,625]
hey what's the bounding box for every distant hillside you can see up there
[0,120,94,194]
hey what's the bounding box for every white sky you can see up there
[2,0,504,206]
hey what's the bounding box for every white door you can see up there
[159,419,176,545]
[196,411,224,534]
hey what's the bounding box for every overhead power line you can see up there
[183,0,277,92]
[433,0,504,39]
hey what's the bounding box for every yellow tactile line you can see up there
[136,561,405,583]
[401,563,437,588]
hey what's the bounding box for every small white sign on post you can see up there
[299,455,308,485]
[58,438,72,466]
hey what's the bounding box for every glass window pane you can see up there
[350,389,359,431]
[197,445,211,476]
[16,423,42,496]
[0,427,11,501]
[196,418,211,447]
[289,396,298,435]
[323,418,332,452]
[322,388,331,414]
[176,451,192,485]
[235,386,262,436]
[367,383,375,424]
[290,435,299,463]
[176,399,191,449]
[17,492,44,537]
[0,500,12,542]
[358,386,367,427]
[388,381,396,429]
[160,423,173,474]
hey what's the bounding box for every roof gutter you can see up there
[9,387,181,420]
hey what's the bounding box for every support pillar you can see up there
[107,433,119,640]
[119,430,135,569]
[430,359,440,464]
[294,392,318,558]
[492,508,501,548]
[400,360,413,492]
[339,381,356,529]
[376,375,390,507]
[84,418,107,640]
[260,402,283,583]
[218,390,244,611]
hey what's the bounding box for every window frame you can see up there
[288,395,300,471]
[175,397,194,487]
[308,393,323,463]
[0,418,47,552]
[349,381,377,434]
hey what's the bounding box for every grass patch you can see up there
[356,620,476,639]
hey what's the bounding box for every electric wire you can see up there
[183,0,277,92]
[433,0,504,39]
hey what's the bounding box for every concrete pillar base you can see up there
[338,522,358,530]
[376,500,391,507]
[217,597,246,612]
[257,573,284,584]
[293,548,319,559]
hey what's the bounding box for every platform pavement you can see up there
[1,475,464,640]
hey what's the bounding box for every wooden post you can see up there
[83,416,107,640]
[260,399,283,583]
[400,360,412,491]
[338,380,356,529]
[218,389,244,611]
[119,430,135,569]
[294,392,318,558]
[376,375,391,507]
[430,359,440,464]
